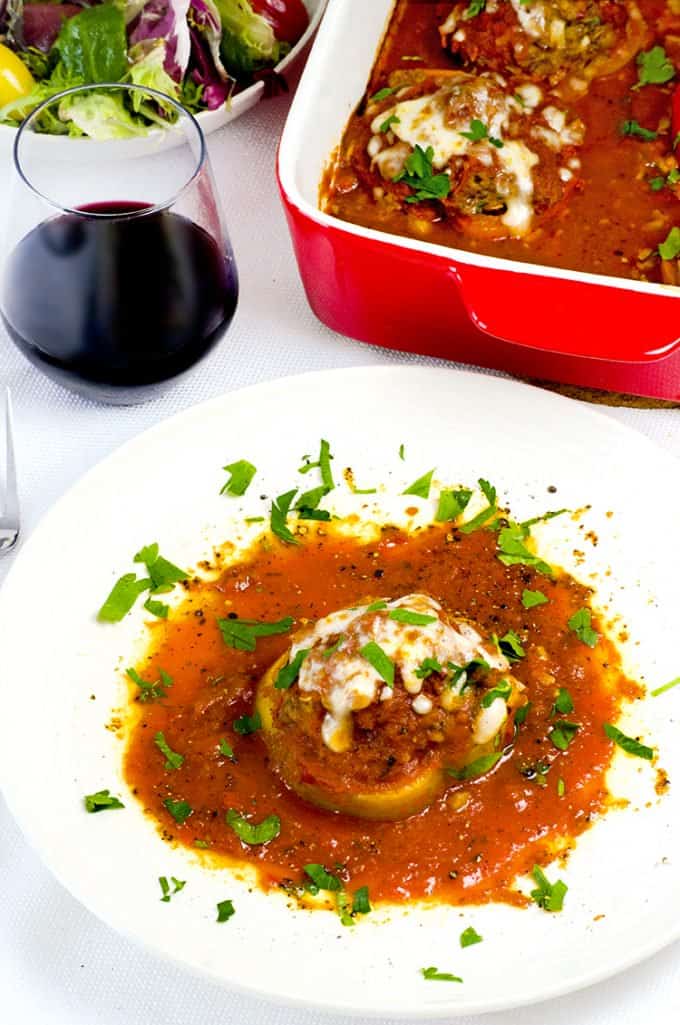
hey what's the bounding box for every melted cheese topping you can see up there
[290,594,508,753]
[496,140,540,232]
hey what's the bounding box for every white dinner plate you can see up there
[0,0,327,152]
[0,366,679,1018]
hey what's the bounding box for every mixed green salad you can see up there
[0,0,310,136]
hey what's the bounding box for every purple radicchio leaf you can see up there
[129,0,192,82]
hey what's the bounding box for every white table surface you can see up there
[1,77,679,1025]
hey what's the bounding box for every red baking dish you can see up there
[277,0,680,400]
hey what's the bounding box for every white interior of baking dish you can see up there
[278,0,680,300]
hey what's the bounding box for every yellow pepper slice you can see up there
[0,44,35,107]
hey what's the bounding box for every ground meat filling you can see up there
[362,69,584,238]
[440,0,648,88]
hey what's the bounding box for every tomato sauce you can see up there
[123,520,639,907]
[322,0,680,285]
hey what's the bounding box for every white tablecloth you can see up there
[1,81,679,1025]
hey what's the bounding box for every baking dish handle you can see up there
[451,262,680,363]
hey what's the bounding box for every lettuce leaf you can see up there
[54,3,128,83]
[58,90,150,138]
[214,0,282,77]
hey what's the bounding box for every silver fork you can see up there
[0,387,20,554]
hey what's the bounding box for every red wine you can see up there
[1,201,238,403]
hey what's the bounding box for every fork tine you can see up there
[2,387,20,524]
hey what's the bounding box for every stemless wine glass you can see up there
[0,84,239,405]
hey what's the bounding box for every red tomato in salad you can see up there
[250,0,309,46]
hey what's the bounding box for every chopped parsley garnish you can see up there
[460,479,498,534]
[369,86,398,103]
[322,635,345,659]
[216,899,235,922]
[226,808,281,845]
[220,459,256,497]
[514,702,531,726]
[497,521,552,574]
[194,839,211,849]
[530,865,567,912]
[651,676,680,697]
[394,145,452,204]
[233,711,262,735]
[360,641,395,687]
[295,484,330,513]
[388,608,437,626]
[275,648,309,690]
[463,0,485,18]
[621,119,657,141]
[366,599,388,612]
[459,118,503,148]
[352,886,371,914]
[481,679,512,708]
[304,863,343,892]
[567,608,599,647]
[398,443,406,460]
[552,687,575,716]
[336,891,355,926]
[659,226,680,260]
[522,588,548,609]
[436,487,472,523]
[154,731,184,771]
[218,615,294,652]
[159,876,186,902]
[402,468,435,498]
[446,752,502,780]
[218,737,236,760]
[634,46,675,90]
[98,573,151,623]
[299,439,335,490]
[649,176,666,191]
[380,114,401,133]
[604,723,654,760]
[126,667,173,702]
[134,543,187,590]
[143,597,169,619]
[84,789,124,813]
[270,489,299,545]
[498,629,525,661]
[421,966,463,983]
[550,720,580,751]
[557,777,566,797]
[163,798,193,825]
[415,657,443,679]
[460,926,483,948]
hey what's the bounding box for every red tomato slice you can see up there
[250,0,310,46]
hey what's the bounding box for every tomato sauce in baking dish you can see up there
[321,0,680,286]
[123,511,642,909]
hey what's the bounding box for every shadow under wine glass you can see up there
[0,83,239,405]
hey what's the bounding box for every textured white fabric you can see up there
[1,82,679,1025]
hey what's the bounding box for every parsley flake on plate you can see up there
[415,657,443,679]
[446,752,502,780]
[621,119,657,140]
[218,615,294,652]
[436,487,472,523]
[659,226,680,260]
[97,573,151,623]
[369,86,398,103]
[421,966,463,983]
[143,597,169,619]
[460,926,483,948]
[352,886,371,915]
[159,876,185,902]
[552,687,575,716]
[522,589,548,609]
[463,0,485,19]
[322,635,345,659]
[220,459,256,497]
[163,798,193,825]
[216,899,235,922]
[232,711,262,735]
[303,863,343,892]
[154,731,184,771]
[84,789,124,813]
[459,479,498,534]
[651,676,680,697]
[134,543,187,589]
[568,608,599,647]
[218,738,236,761]
[126,667,173,703]
[530,865,567,912]
[634,46,675,90]
[388,608,437,626]
[360,641,395,687]
[604,723,654,760]
[298,439,335,490]
[496,521,552,574]
[270,489,299,545]
[459,118,503,148]
[550,720,580,751]
[393,145,452,204]
[274,649,309,690]
[402,468,435,498]
[481,679,512,708]
[226,809,281,845]
[498,629,525,661]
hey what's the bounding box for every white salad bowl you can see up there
[0,0,326,154]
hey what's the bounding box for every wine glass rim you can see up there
[12,82,207,219]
